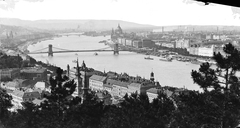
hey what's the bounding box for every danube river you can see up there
[28,35,201,91]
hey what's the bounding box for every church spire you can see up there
[150,69,154,82]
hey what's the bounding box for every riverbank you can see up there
[117,44,216,65]
[17,36,56,53]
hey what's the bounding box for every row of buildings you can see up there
[0,66,47,81]
[0,66,50,111]
[68,61,189,103]
[111,24,240,57]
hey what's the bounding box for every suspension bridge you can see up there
[28,43,124,56]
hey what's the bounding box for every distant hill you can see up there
[0,24,52,38]
[1,18,240,32]
[0,18,157,31]
[153,25,240,32]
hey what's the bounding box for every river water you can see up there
[28,35,201,91]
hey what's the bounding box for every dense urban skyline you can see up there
[0,0,240,26]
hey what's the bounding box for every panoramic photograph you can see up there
[0,0,240,127]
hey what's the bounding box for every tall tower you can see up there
[48,44,53,56]
[80,60,89,101]
[76,58,82,96]
[150,71,154,82]
[67,64,70,78]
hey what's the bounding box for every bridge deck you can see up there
[28,49,136,54]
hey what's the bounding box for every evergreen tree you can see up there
[0,88,12,126]
[191,43,240,128]
[40,67,80,120]
[100,92,175,128]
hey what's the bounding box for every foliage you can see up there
[0,54,23,69]
[0,88,13,125]
[100,92,176,128]
[1,76,13,82]
[2,43,240,128]
[191,43,240,128]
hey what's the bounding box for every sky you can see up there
[0,0,240,26]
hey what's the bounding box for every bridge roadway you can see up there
[28,49,137,54]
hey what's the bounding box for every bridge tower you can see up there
[48,44,53,56]
[113,43,119,55]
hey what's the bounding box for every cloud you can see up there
[0,0,44,10]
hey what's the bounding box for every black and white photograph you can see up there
[0,0,240,127]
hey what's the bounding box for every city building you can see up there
[142,39,156,48]
[103,79,118,94]
[175,38,190,49]
[0,68,20,81]
[198,45,215,57]
[89,75,107,91]
[133,39,142,48]
[126,38,133,47]
[8,90,24,111]
[111,24,123,41]
[146,88,161,103]
[34,82,46,90]
[20,67,47,81]
[189,43,201,55]
[206,34,213,40]
[121,38,126,46]
[111,80,130,98]
[127,82,156,95]
[23,91,42,102]
[161,42,175,48]
[1,81,19,91]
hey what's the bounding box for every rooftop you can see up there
[23,91,41,99]
[32,98,46,106]
[112,81,130,88]
[103,83,112,88]
[21,67,47,73]
[11,90,24,98]
[128,83,141,88]
[89,75,107,82]
[146,88,161,94]
[0,68,19,72]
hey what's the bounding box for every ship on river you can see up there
[144,55,154,60]
[159,57,172,62]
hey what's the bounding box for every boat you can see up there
[72,60,77,63]
[99,40,107,43]
[94,52,98,56]
[190,60,202,65]
[144,56,154,60]
[159,57,172,62]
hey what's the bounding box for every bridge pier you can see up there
[113,43,119,55]
[48,44,53,56]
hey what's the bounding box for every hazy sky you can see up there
[0,0,240,26]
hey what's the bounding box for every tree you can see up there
[0,88,13,126]
[65,91,104,128]
[4,67,81,128]
[191,43,240,128]
[40,67,80,120]
[1,76,13,82]
[100,92,176,128]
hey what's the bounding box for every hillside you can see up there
[1,18,240,32]
[0,18,157,31]
[153,25,240,32]
[0,24,54,48]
